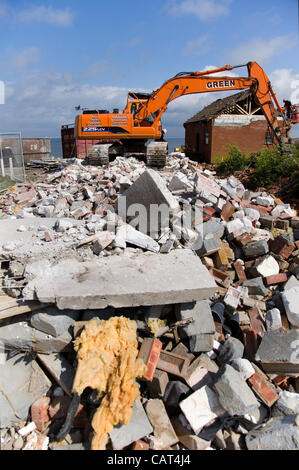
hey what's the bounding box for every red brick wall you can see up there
[211,119,274,163]
[184,118,279,164]
[184,121,213,163]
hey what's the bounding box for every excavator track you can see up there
[87,143,123,166]
[146,141,168,168]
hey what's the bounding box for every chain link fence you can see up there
[0,133,26,191]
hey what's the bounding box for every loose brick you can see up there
[157,350,190,377]
[248,373,278,407]
[248,308,265,336]
[132,440,149,450]
[234,260,247,283]
[265,273,288,285]
[221,201,235,222]
[138,338,162,382]
[30,396,50,432]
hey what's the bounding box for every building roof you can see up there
[184,89,252,124]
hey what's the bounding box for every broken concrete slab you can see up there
[116,169,180,235]
[145,399,178,450]
[281,286,299,327]
[179,385,226,434]
[109,398,153,450]
[0,354,51,428]
[274,391,299,416]
[30,307,80,337]
[0,319,73,354]
[243,277,268,297]
[245,415,299,450]
[117,224,160,253]
[24,250,217,310]
[175,301,215,353]
[37,353,75,396]
[242,240,269,259]
[213,364,259,416]
[255,329,299,375]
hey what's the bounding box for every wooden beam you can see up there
[235,103,249,115]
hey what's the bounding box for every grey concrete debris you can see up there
[255,329,299,375]
[218,337,245,363]
[24,250,217,309]
[30,307,80,337]
[145,399,178,450]
[265,308,282,331]
[0,319,73,354]
[281,286,299,327]
[37,353,75,396]
[213,364,259,416]
[242,240,269,259]
[0,354,51,428]
[245,415,299,450]
[175,301,216,353]
[109,398,153,450]
[243,277,268,297]
[229,358,255,380]
[273,391,299,416]
[116,169,180,235]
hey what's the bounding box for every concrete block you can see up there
[274,391,299,415]
[283,275,299,291]
[203,218,225,239]
[175,301,215,353]
[37,353,75,396]
[255,329,299,375]
[109,398,153,450]
[229,358,255,380]
[195,237,221,257]
[147,370,169,398]
[116,169,180,235]
[245,207,260,221]
[253,255,279,278]
[256,195,274,207]
[265,308,282,331]
[24,250,217,309]
[30,307,79,337]
[218,337,244,363]
[0,355,51,428]
[163,381,190,415]
[213,364,259,416]
[118,224,160,253]
[245,415,299,450]
[0,319,73,354]
[179,386,225,434]
[281,286,299,327]
[145,399,178,450]
[243,277,268,297]
[242,240,269,258]
[168,172,193,192]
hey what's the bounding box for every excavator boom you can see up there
[75,61,295,166]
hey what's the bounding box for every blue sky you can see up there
[0,0,298,137]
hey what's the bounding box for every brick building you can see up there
[184,90,280,164]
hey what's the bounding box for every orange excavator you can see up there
[75,61,298,166]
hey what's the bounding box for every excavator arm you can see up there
[134,62,289,144]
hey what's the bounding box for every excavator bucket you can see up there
[146,141,168,168]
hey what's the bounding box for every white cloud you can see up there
[17,5,74,26]
[168,0,232,20]
[228,35,295,65]
[182,36,210,55]
[10,47,40,69]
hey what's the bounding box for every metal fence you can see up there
[0,132,26,190]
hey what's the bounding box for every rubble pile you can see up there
[0,152,299,451]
